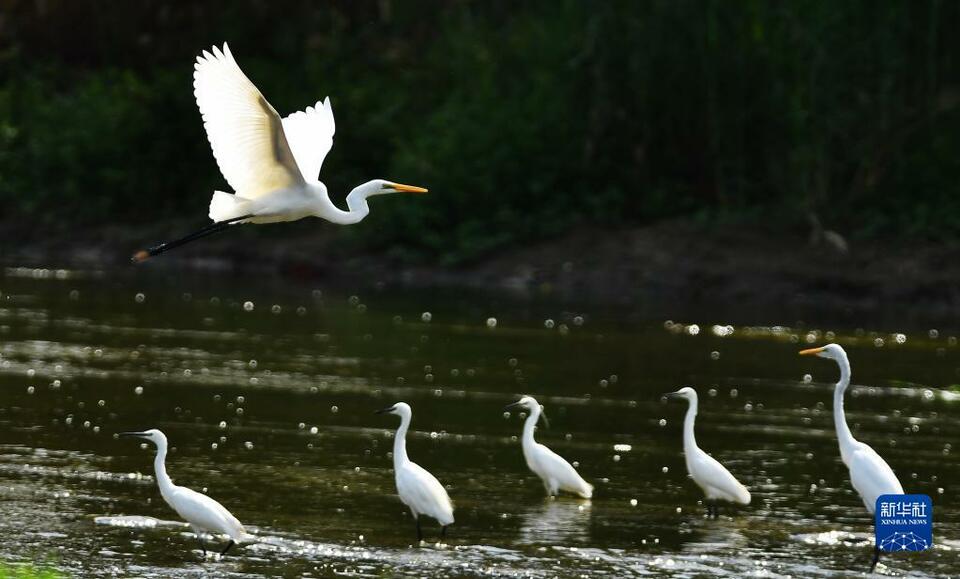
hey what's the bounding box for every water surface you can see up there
[0,266,957,577]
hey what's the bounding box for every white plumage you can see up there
[376,402,454,542]
[119,429,250,556]
[800,344,904,512]
[505,396,593,499]
[132,42,426,261]
[665,387,751,516]
[800,344,904,571]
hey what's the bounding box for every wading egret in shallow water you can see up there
[132,43,427,262]
[800,344,904,572]
[376,402,454,542]
[119,429,251,556]
[504,396,593,499]
[664,387,751,517]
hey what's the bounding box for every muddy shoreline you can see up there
[3,219,959,325]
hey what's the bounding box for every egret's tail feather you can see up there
[209,191,251,223]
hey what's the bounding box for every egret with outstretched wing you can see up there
[133,43,426,261]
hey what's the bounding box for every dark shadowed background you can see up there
[3,1,960,267]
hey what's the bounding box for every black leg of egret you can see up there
[196,535,207,556]
[441,525,447,540]
[131,214,252,263]
[415,518,423,542]
[870,545,881,572]
[220,540,235,556]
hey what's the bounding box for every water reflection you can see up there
[516,499,592,546]
[680,517,749,552]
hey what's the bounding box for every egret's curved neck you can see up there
[521,405,541,450]
[682,397,699,455]
[315,182,373,225]
[152,439,176,500]
[393,413,411,467]
[832,353,858,463]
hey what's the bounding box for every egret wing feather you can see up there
[282,97,336,182]
[193,43,305,199]
[847,443,903,514]
[687,449,751,505]
[168,485,248,541]
[397,462,454,526]
[528,443,593,498]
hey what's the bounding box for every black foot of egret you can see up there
[132,214,252,263]
[870,546,881,572]
[220,540,235,556]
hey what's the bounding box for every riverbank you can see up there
[3,218,959,323]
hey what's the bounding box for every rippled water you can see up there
[0,266,957,577]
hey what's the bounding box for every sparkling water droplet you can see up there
[243,301,254,312]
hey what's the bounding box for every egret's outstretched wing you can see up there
[282,97,336,181]
[193,43,304,199]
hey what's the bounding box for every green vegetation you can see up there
[2,1,959,262]
[0,562,63,579]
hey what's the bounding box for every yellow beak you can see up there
[392,183,429,194]
[799,346,825,356]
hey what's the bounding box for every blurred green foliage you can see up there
[2,1,960,261]
[0,562,62,579]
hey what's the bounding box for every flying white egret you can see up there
[119,429,251,556]
[800,344,904,571]
[664,387,751,517]
[504,396,593,499]
[376,402,454,542]
[132,42,427,262]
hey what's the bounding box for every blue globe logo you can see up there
[879,531,930,552]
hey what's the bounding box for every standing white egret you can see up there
[132,42,427,262]
[800,344,904,571]
[664,387,751,517]
[119,429,251,556]
[376,402,454,542]
[504,396,593,499]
